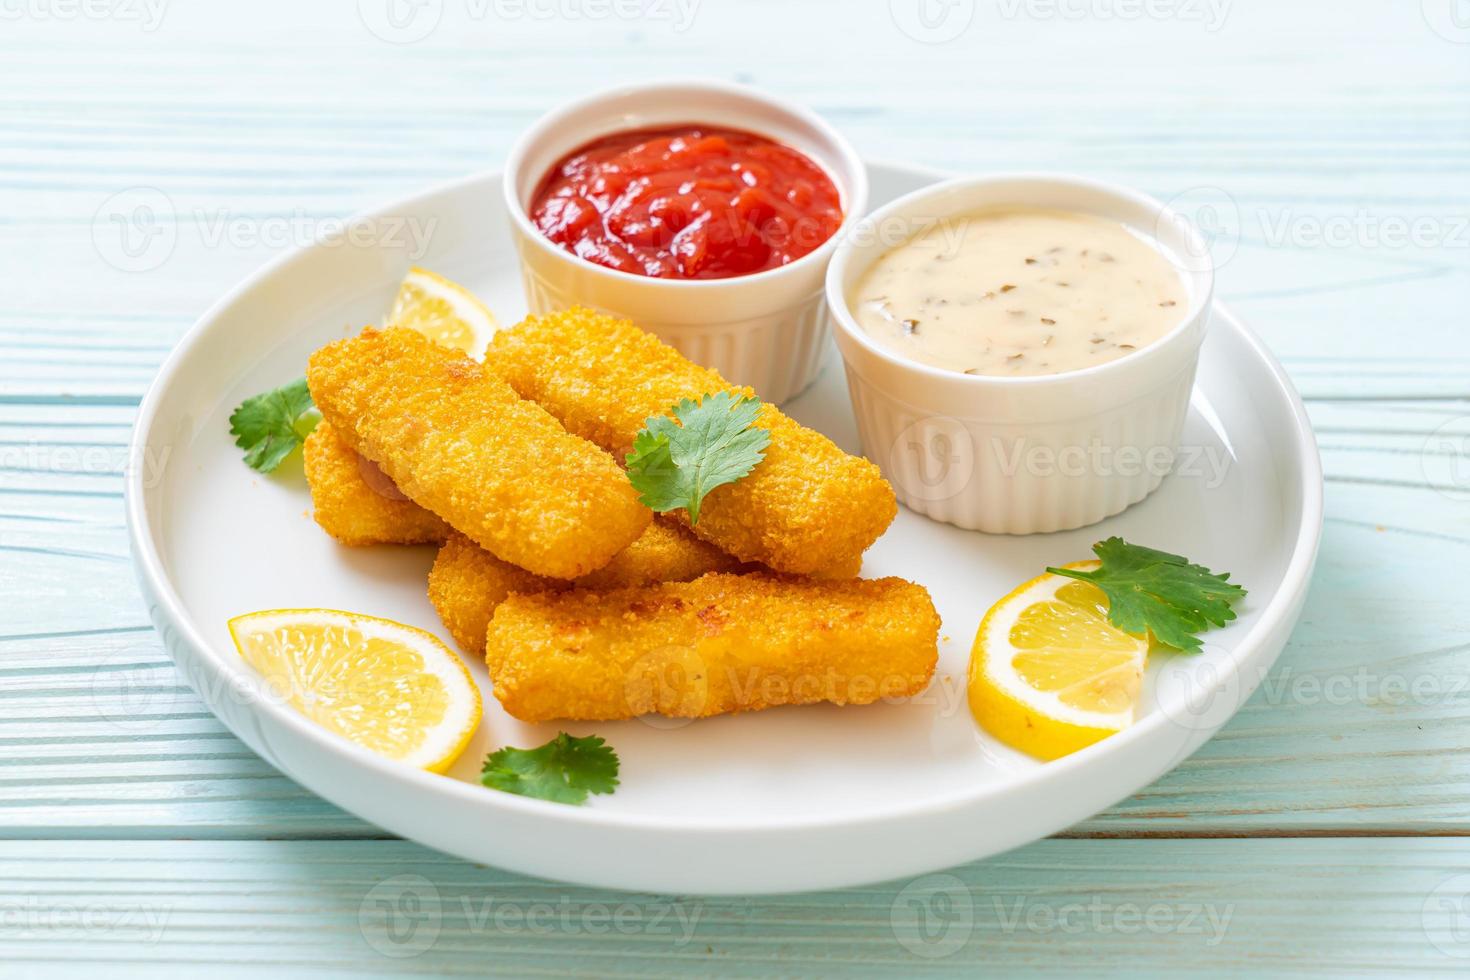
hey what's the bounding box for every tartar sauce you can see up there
[851,208,1188,377]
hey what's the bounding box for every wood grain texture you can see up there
[0,0,1466,971]
[0,838,1466,975]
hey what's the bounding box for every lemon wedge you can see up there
[968,561,1148,761]
[387,266,497,358]
[228,609,481,772]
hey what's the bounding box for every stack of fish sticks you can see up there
[303,312,939,722]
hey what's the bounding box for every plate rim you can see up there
[124,162,1324,855]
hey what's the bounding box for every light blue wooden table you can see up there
[3,0,1468,973]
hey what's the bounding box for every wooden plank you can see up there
[0,838,1462,976]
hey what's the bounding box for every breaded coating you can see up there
[302,422,449,546]
[487,308,897,576]
[307,327,650,579]
[484,572,939,722]
[427,521,746,656]
[576,517,746,590]
[428,531,551,655]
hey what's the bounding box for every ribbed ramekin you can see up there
[826,174,1215,535]
[503,79,868,405]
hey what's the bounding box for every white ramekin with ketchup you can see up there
[502,79,868,405]
[826,174,1215,535]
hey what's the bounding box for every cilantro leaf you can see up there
[1046,537,1246,652]
[229,377,320,473]
[624,391,770,525]
[480,732,619,805]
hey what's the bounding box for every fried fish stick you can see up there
[484,572,939,722]
[302,422,449,546]
[428,531,550,656]
[487,308,897,576]
[428,521,748,656]
[307,327,650,579]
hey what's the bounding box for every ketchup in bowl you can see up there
[529,125,843,281]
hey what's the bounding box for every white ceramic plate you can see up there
[126,162,1322,895]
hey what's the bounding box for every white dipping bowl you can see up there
[503,79,868,405]
[827,174,1215,535]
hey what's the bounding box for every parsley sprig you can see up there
[1048,538,1246,652]
[229,377,320,473]
[481,732,620,805]
[625,391,770,525]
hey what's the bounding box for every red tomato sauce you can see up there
[529,125,844,280]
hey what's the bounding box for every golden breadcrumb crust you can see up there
[307,327,650,579]
[302,422,449,546]
[487,308,897,575]
[428,531,550,655]
[427,521,747,656]
[484,572,939,722]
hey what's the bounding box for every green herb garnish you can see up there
[1047,537,1246,652]
[229,377,319,473]
[480,732,619,805]
[624,391,770,525]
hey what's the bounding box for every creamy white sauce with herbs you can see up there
[852,208,1188,377]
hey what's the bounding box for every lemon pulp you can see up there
[229,609,480,773]
[968,562,1148,760]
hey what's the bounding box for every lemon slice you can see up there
[387,266,497,358]
[228,609,481,772]
[968,561,1148,761]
